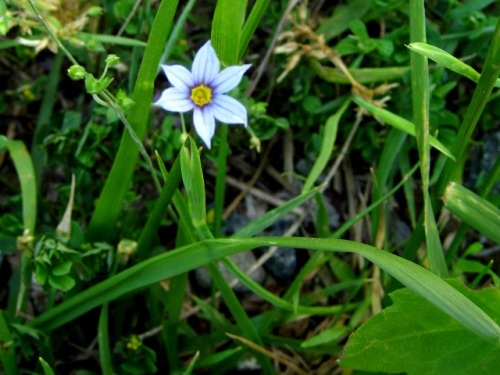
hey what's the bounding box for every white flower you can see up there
[154,41,251,148]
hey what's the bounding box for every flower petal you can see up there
[212,95,248,125]
[193,106,216,148]
[211,64,251,94]
[161,64,194,92]
[192,41,220,84]
[154,87,194,113]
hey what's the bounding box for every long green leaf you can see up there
[0,311,18,375]
[87,0,180,241]
[437,18,500,194]
[211,0,247,65]
[98,304,113,375]
[239,0,269,60]
[28,238,500,344]
[354,96,455,160]
[311,60,410,84]
[211,0,248,237]
[407,42,500,88]
[0,137,36,234]
[410,0,447,277]
[0,137,37,314]
[443,182,500,244]
[302,98,350,193]
[233,187,319,238]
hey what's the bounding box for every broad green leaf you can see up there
[340,282,500,375]
[48,274,75,292]
[34,264,49,285]
[51,261,72,276]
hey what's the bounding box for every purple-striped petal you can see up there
[212,64,251,94]
[154,87,194,113]
[212,95,247,125]
[161,64,194,93]
[193,106,216,148]
[192,41,220,85]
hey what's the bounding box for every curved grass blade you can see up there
[407,42,500,88]
[29,237,500,344]
[302,98,350,193]
[353,96,455,160]
[443,182,500,244]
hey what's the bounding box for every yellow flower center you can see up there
[190,85,212,107]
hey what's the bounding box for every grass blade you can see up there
[437,18,500,194]
[443,182,500,244]
[239,0,269,60]
[302,98,350,193]
[0,311,18,375]
[87,0,180,241]
[28,236,500,344]
[353,97,454,160]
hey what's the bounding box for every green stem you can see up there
[437,18,500,195]
[27,0,79,65]
[213,125,229,237]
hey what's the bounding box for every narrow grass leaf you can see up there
[233,187,320,238]
[87,0,179,241]
[211,0,247,65]
[180,138,206,228]
[38,358,55,375]
[312,60,410,84]
[239,0,269,59]
[437,18,500,194]
[136,155,182,259]
[78,33,147,48]
[221,257,356,315]
[0,136,37,234]
[0,311,18,375]
[410,0,447,277]
[443,182,500,244]
[407,42,500,88]
[302,98,350,193]
[98,304,113,375]
[353,97,454,160]
[28,238,500,344]
[211,0,247,236]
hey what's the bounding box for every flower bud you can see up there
[105,54,120,67]
[68,65,86,80]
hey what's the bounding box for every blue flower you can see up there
[155,41,251,148]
